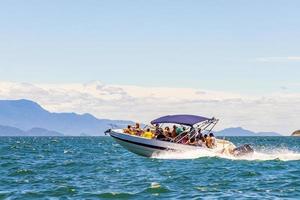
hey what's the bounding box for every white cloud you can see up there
[0,81,299,135]
[256,56,300,62]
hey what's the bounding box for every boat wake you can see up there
[151,148,300,161]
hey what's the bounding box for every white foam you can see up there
[151,148,300,161]
[239,149,300,161]
[151,148,217,160]
[150,182,161,189]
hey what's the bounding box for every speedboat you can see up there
[106,114,253,157]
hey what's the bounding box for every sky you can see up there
[0,1,299,134]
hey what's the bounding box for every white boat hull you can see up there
[109,129,235,157]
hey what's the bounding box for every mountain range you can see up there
[0,99,282,136]
[0,125,63,136]
[215,127,281,137]
[0,99,133,136]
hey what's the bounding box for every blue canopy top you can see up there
[151,114,211,126]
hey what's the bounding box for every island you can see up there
[292,130,300,136]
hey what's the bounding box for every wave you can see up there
[95,182,171,199]
[151,148,300,161]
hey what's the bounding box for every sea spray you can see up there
[151,148,300,161]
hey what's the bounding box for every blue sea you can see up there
[0,136,300,199]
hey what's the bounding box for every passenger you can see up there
[155,126,166,140]
[176,126,184,135]
[159,125,164,134]
[142,128,154,139]
[189,129,196,136]
[189,137,197,145]
[133,122,142,136]
[198,128,202,134]
[205,134,213,148]
[155,124,159,129]
[154,124,163,135]
[196,133,205,147]
[209,133,217,147]
[123,125,134,135]
[203,134,209,147]
[171,125,177,138]
[180,132,189,144]
[155,126,170,140]
[196,132,202,140]
[164,127,171,138]
[156,131,167,140]
[197,138,205,147]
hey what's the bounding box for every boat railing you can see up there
[172,119,219,144]
[171,129,190,143]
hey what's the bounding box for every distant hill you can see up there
[0,125,63,136]
[215,127,282,136]
[26,127,63,136]
[0,99,133,136]
[292,130,300,136]
[0,125,24,136]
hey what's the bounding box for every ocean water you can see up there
[0,137,300,199]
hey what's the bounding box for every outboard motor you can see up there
[233,144,254,157]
